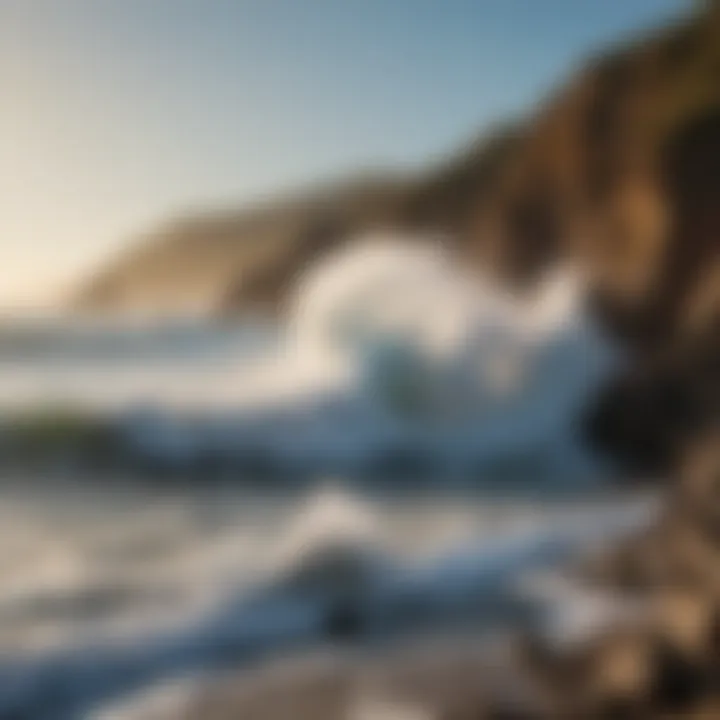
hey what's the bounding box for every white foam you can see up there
[268,484,388,596]
[208,230,617,473]
[0,230,620,477]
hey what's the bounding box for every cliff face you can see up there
[77,176,413,316]
[77,124,523,318]
[452,3,720,474]
[463,4,720,352]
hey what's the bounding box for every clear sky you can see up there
[0,0,686,309]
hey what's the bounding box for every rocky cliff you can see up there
[454,2,720,475]
[79,5,720,333]
[77,123,522,318]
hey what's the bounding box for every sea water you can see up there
[0,232,650,718]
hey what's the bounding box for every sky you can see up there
[0,0,687,310]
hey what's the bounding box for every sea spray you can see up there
[0,230,620,481]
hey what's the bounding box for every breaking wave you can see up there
[0,231,620,482]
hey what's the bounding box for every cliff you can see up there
[451,2,720,473]
[77,122,522,318]
[78,4,719,336]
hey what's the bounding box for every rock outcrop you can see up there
[504,430,720,719]
[458,3,720,475]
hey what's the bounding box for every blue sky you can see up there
[0,0,686,308]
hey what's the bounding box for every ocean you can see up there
[0,234,651,718]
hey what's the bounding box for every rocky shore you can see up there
[101,433,714,720]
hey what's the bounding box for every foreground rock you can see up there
[502,430,720,719]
